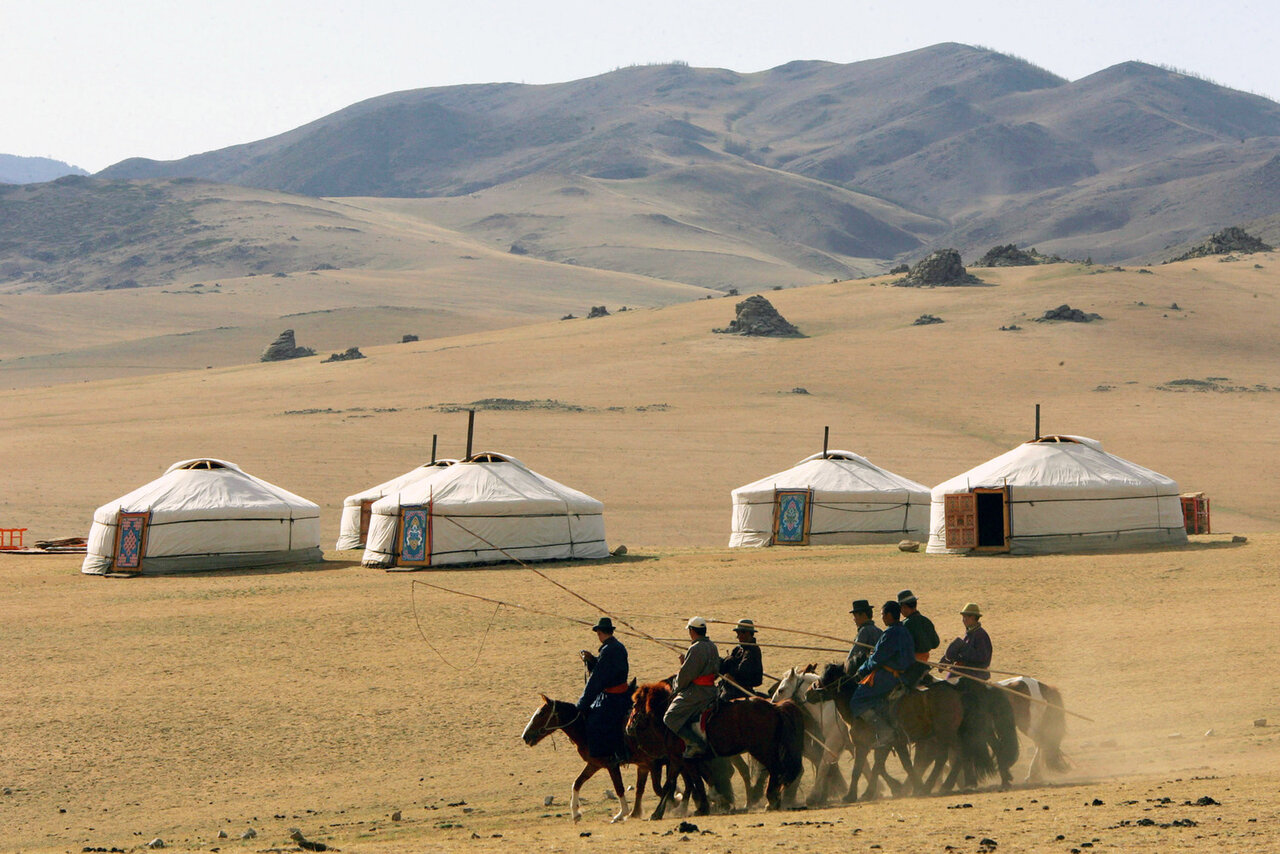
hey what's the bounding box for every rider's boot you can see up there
[857,708,895,749]
[677,722,711,759]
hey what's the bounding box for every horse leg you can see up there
[844,743,867,803]
[1026,743,1043,783]
[571,764,598,822]
[939,746,965,793]
[728,755,751,806]
[606,765,629,823]
[805,748,837,806]
[630,766,648,819]
[893,740,921,796]
[650,759,681,820]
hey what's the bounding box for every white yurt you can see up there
[926,436,1187,555]
[82,459,322,575]
[729,450,931,547]
[361,452,608,569]
[335,460,458,550]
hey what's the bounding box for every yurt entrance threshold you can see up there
[944,487,1010,552]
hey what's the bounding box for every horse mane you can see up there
[633,680,672,715]
[818,662,845,687]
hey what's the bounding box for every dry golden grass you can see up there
[0,258,1278,851]
[1,537,1277,852]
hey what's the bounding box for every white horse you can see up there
[771,665,853,805]
[997,676,1071,782]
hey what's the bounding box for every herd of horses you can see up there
[522,664,1069,823]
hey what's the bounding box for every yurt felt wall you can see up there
[926,436,1187,555]
[82,459,322,575]
[730,451,930,547]
[362,452,607,569]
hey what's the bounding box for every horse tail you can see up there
[959,691,997,783]
[988,687,1020,771]
[774,700,806,786]
[1038,684,1071,772]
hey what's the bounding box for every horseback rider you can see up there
[848,600,916,748]
[898,589,940,686]
[576,616,631,763]
[940,603,992,686]
[719,618,764,700]
[844,599,882,675]
[663,616,720,758]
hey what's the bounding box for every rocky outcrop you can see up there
[895,249,981,286]
[586,305,610,318]
[1167,227,1272,262]
[912,314,944,325]
[713,294,803,337]
[322,347,365,363]
[260,329,315,362]
[401,334,419,343]
[1036,304,1101,323]
[976,244,1068,267]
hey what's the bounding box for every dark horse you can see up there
[522,693,664,823]
[811,663,966,800]
[626,680,805,815]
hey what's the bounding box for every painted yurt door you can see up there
[397,506,432,567]
[772,489,813,545]
[113,511,151,572]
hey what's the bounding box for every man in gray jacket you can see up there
[662,616,721,758]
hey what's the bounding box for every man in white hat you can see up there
[662,616,721,758]
[940,603,992,684]
[718,618,763,700]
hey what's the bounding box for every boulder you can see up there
[912,314,944,325]
[1036,304,1102,323]
[713,295,803,337]
[895,249,981,286]
[259,329,316,362]
[1167,227,1272,263]
[321,347,365,363]
[401,334,419,343]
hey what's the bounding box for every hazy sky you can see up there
[5,0,1279,172]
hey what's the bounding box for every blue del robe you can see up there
[848,622,915,716]
[576,636,630,759]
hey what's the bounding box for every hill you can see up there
[0,153,87,184]
[98,44,1280,265]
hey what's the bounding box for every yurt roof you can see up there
[732,450,930,501]
[343,459,459,506]
[371,451,601,516]
[93,459,318,524]
[931,436,1178,500]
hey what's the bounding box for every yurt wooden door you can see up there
[772,489,813,545]
[359,500,374,542]
[945,489,1010,552]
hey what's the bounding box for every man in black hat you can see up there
[848,600,915,748]
[576,617,631,762]
[898,589,939,685]
[845,599,883,676]
[719,618,764,700]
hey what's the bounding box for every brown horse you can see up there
[522,693,662,823]
[626,680,805,814]
[812,663,966,800]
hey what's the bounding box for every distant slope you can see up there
[99,43,1280,263]
[0,154,87,184]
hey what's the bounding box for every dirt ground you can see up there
[1,536,1277,853]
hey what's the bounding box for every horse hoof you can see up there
[610,814,627,824]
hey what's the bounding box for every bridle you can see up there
[532,702,581,741]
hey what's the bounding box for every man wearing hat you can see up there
[898,589,940,664]
[844,599,882,676]
[719,619,764,700]
[940,603,992,684]
[576,616,631,762]
[848,600,916,747]
[663,616,720,758]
